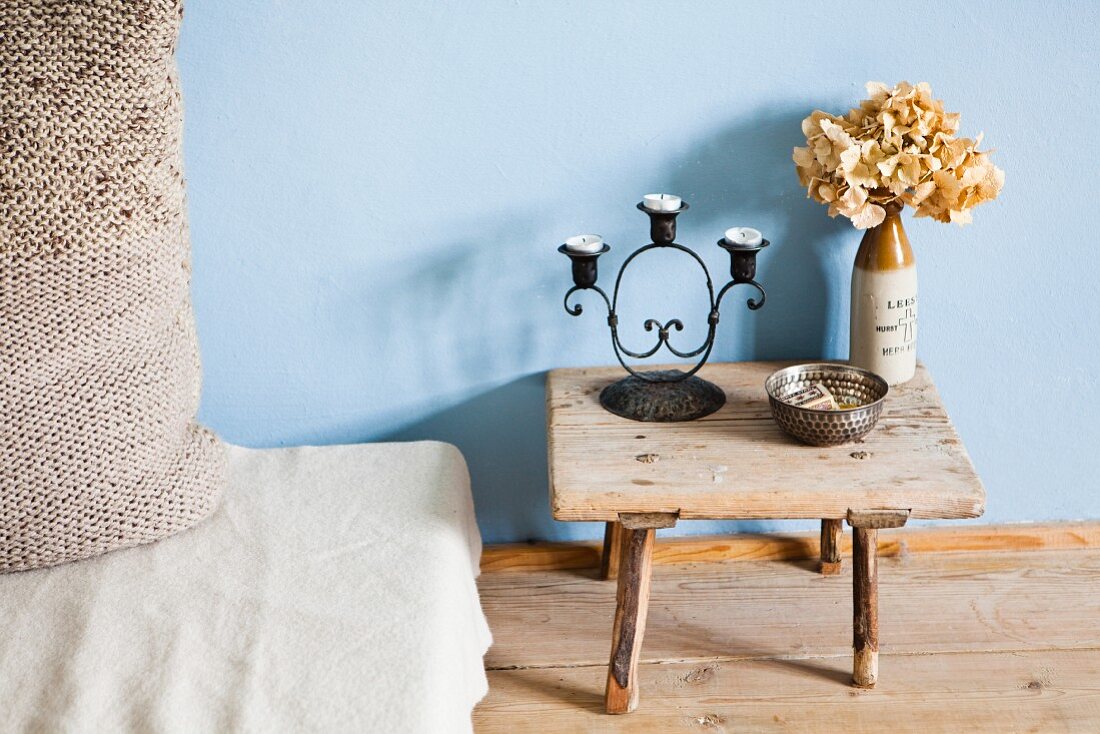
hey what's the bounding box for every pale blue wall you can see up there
[180,1,1100,544]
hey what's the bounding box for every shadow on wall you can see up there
[330,206,565,395]
[669,105,854,361]
[347,210,595,544]
[386,105,855,544]
[381,373,610,544]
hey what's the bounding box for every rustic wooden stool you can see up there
[546,361,984,714]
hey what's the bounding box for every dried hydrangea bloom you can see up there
[792,81,1003,229]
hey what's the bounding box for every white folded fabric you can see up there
[0,442,491,733]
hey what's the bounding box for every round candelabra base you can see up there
[599,370,726,422]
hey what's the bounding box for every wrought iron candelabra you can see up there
[559,199,769,422]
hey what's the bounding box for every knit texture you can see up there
[0,0,226,572]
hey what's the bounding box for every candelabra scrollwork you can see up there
[559,200,769,422]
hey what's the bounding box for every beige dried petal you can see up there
[948,208,973,225]
[908,180,936,205]
[881,110,897,137]
[793,146,815,168]
[959,162,987,188]
[839,184,868,211]
[862,140,886,165]
[865,81,891,99]
[850,202,886,229]
[821,118,854,145]
[949,138,972,167]
[847,162,879,189]
[839,145,862,172]
[796,159,824,188]
[801,110,833,138]
[898,159,922,186]
[978,164,1005,200]
[886,177,909,196]
[923,205,952,223]
[805,176,828,201]
[877,154,899,177]
[932,169,962,199]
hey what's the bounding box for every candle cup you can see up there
[718,237,769,282]
[637,201,688,245]
[642,193,682,212]
[559,243,610,288]
[563,234,604,254]
[723,227,763,247]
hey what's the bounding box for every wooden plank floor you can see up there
[474,546,1100,732]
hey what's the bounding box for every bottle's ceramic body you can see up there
[849,207,917,385]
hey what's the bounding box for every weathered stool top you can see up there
[547,361,985,522]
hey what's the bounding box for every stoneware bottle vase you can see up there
[849,204,918,385]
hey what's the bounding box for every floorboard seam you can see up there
[484,644,1100,672]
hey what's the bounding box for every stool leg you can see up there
[605,526,656,714]
[852,526,879,687]
[600,521,624,580]
[820,518,843,575]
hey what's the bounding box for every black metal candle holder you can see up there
[560,200,769,422]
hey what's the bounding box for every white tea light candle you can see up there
[723,227,763,247]
[564,234,604,254]
[642,193,681,212]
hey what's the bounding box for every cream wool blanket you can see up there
[0,442,491,733]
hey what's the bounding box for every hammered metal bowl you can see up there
[765,363,889,446]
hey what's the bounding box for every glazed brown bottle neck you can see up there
[854,204,914,271]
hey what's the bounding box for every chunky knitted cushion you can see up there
[0,0,225,572]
